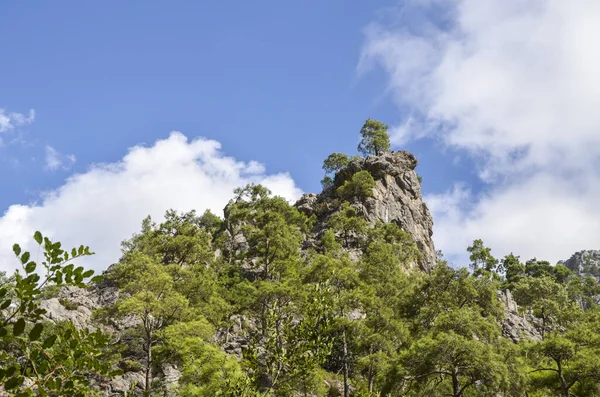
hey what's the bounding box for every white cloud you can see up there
[44,145,76,171]
[0,132,302,274]
[0,109,35,133]
[362,0,600,264]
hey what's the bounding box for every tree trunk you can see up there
[343,330,349,397]
[368,348,374,393]
[145,333,153,396]
[541,308,546,339]
[368,362,374,393]
[452,367,461,397]
[557,361,570,397]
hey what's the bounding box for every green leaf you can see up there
[42,334,57,349]
[13,318,26,337]
[4,375,23,390]
[12,244,21,256]
[0,327,7,337]
[20,252,30,264]
[33,231,43,245]
[82,269,94,278]
[0,288,7,299]
[29,323,44,341]
[91,275,103,283]
[25,261,36,274]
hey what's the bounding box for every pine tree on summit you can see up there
[358,119,391,156]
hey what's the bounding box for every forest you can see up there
[1,120,600,397]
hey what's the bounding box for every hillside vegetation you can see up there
[2,120,600,397]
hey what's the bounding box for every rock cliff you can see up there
[561,250,600,280]
[296,151,437,272]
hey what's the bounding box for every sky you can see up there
[2,0,600,272]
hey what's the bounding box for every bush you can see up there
[336,170,375,200]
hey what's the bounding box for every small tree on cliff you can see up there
[358,119,390,157]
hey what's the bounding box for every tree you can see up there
[498,253,525,289]
[336,171,375,200]
[357,119,390,157]
[512,276,577,339]
[156,319,247,397]
[399,310,511,397]
[305,236,363,397]
[323,153,352,175]
[526,318,600,397]
[393,264,514,397]
[467,239,499,278]
[327,202,368,249]
[224,184,309,281]
[113,254,190,395]
[0,232,117,396]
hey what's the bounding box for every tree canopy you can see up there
[357,119,391,157]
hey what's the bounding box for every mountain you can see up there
[8,148,600,396]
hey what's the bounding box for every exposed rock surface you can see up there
[561,250,600,280]
[39,298,93,329]
[499,290,542,343]
[296,151,436,272]
[38,284,155,396]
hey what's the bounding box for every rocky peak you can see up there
[297,151,437,272]
[560,250,600,280]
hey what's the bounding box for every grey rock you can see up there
[160,364,182,396]
[301,151,437,272]
[296,193,318,216]
[561,250,600,280]
[101,371,145,396]
[39,298,93,330]
[499,290,542,343]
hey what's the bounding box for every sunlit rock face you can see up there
[298,150,437,272]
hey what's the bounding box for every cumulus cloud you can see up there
[0,132,302,273]
[44,145,77,171]
[361,0,600,264]
[0,109,35,133]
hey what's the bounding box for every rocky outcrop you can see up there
[38,284,167,396]
[499,290,542,343]
[39,298,93,329]
[561,250,600,280]
[297,151,437,272]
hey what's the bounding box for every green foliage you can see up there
[112,254,191,395]
[323,153,352,175]
[0,232,117,396]
[327,202,368,249]
[467,238,499,278]
[8,182,600,397]
[158,320,246,397]
[336,170,375,200]
[357,119,390,157]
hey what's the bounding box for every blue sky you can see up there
[0,1,478,206]
[2,1,600,271]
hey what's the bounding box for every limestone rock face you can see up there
[39,298,93,330]
[561,250,600,280]
[299,151,437,272]
[499,290,542,343]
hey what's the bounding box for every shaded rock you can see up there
[101,371,145,396]
[160,364,182,396]
[500,290,542,343]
